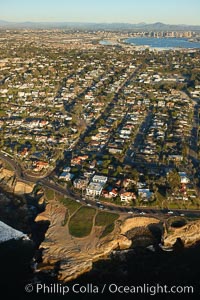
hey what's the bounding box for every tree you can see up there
[167,170,181,194]
[131,169,139,183]
[84,136,91,144]
[102,160,111,168]
[182,143,189,159]
[101,169,109,175]
[113,165,123,177]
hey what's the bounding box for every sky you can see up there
[0,0,200,25]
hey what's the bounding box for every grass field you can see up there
[69,206,96,237]
[95,211,119,226]
[95,211,119,238]
[59,197,81,215]
[45,189,55,201]
[101,223,115,238]
[44,193,119,237]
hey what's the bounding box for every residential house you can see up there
[59,172,74,181]
[86,182,103,197]
[73,177,89,189]
[18,147,29,158]
[178,172,190,184]
[71,155,88,166]
[119,190,136,204]
[33,161,49,172]
[102,188,118,199]
[92,175,108,184]
[138,189,153,201]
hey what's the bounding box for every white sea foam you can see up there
[0,220,29,243]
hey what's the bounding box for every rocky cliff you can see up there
[35,199,162,282]
[0,165,34,194]
[35,196,200,283]
[1,164,200,288]
[164,219,200,247]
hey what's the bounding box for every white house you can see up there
[92,175,108,184]
[178,172,190,184]
[86,182,103,197]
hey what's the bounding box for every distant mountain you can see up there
[0,20,200,31]
[0,20,10,25]
[141,22,200,31]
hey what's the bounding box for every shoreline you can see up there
[122,37,200,50]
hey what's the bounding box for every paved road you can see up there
[1,152,200,219]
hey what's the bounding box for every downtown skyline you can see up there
[0,0,200,26]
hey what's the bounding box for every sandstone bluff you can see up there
[35,198,195,283]
[1,164,200,283]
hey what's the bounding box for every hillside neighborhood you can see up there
[0,29,200,209]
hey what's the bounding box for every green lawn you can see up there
[45,188,55,201]
[59,197,81,215]
[100,223,115,238]
[95,211,119,226]
[95,211,119,238]
[69,206,96,237]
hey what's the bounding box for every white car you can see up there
[87,203,91,206]
[76,199,80,203]
[140,211,146,215]
[167,211,174,214]
[128,211,133,214]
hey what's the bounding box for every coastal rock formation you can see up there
[120,216,160,234]
[14,181,34,195]
[164,219,200,247]
[0,168,15,189]
[0,166,34,194]
[36,200,161,282]
[1,162,200,285]
[0,168,14,179]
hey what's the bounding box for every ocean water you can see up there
[124,37,200,49]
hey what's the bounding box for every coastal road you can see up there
[1,152,200,218]
[0,152,74,196]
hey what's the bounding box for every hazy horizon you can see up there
[0,0,200,26]
[1,20,200,27]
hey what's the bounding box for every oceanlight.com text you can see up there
[25,283,194,296]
